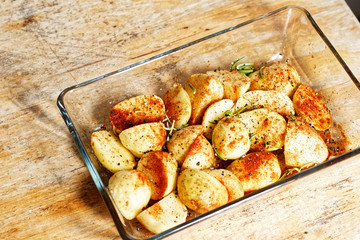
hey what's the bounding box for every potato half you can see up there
[90,130,136,172]
[226,152,281,192]
[110,95,166,134]
[137,151,178,200]
[108,170,151,220]
[136,192,187,234]
[182,134,215,170]
[177,169,228,213]
[119,122,167,158]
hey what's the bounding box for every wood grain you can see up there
[0,0,359,239]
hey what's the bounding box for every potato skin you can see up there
[293,84,332,131]
[177,169,228,213]
[182,134,215,170]
[108,170,151,220]
[110,95,166,134]
[119,122,167,158]
[137,151,178,200]
[226,152,281,192]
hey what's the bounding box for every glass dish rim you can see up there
[57,5,360,240]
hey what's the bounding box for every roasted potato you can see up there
[136,192,187,234]
[163,83,192,128]
[238,109,287,151]
[167,125,203,166]
[293,84,332,131]
[226,152,281,192]
[202,99,234,139]
[177,169,228,213]
[284,116,329,167]
[182,134,215,170]
[184,73,224,124]
[137,151,178,200]
[119,122,167,158]
[235,90,295,116]
[249,63,301,97]
[108,170,151,220]
[212,116,250,160]
[110,95,166,134]
[207,70,251,101]
[90,130,136,172]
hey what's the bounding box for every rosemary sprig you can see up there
[290,114,299,125]
[231,57,245,70]
[188,83,196,94]
[211,130,226,161]
[279,162,314,180]
[264,141,282,150]
[259,66,265,79]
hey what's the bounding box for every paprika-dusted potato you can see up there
[110,95,166,134]
[226,152,281,192]
[293,84,332,131]
[249,63,301,97]
[91,130,136,172]
[137,151,178,200]
[235,90,295,116]
[177,169,228,213]
[204,169,244,202]
[119,122,167,158]
[167,125,203,166]
[202,99,234,139]
[136,192,187,234]
[182,134,215,170]
[238,109,287,151]
[212,116,250,160]
[207,70,251,101]
[284,116,329,167]
[108,170,151,220]
[163,83,192,128]
[184,73,224,124]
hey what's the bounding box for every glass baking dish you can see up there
[57,5,360,240]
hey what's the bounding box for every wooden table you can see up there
[1,0,360,239]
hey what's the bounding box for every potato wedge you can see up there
[226,152,281,192]
[119,122,167,158]
[284,116,329,167]
[137,151,178,200]
[204,169,244,202]
[235,90,295,116]
[212,116,250,160]
[90,130,136,172]
[249,63,301,97]
[202,99,234,139]
[136,192,187,234]
[177,169,228,213]
[182,134,215,170]
[293,84,332,131]
[163,83,192,128]
[184,73,224,124]
[207,70,250,101]
[167,125,203,166]
[110,95,166,134]
[238,109,287,151]
[108,170,151,220]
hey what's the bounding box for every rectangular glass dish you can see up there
[57,5,360,240]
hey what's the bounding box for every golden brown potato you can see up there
[238,109,287,151]
[91,130,136,172]
[249,63,301,97]
[212,116,250,160]
[235,90,295,116]
[108,170,151,220]
[110,95,166,134]
[226,152,281,192]
[166,125,203,166]
[136,192,187,234]
[207,70,251,101]
[284,116,329,167]
[119,122,167,158]
[137,151,178,200]
[163,83,192,128]
[177,169,228,213]
[182,134,215,170]
[184,73,224,124]
[293,84,332,131]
